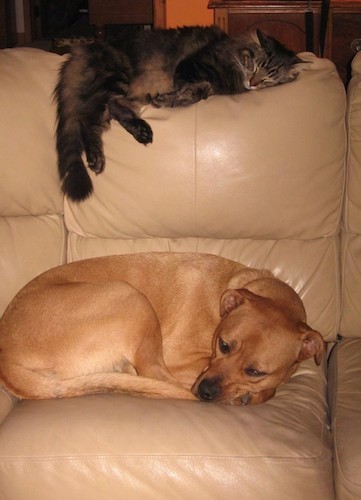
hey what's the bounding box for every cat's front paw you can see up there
[129,118,153,145]
[151,92,176,108]
[87,151,105,174]
[171,82,212,107]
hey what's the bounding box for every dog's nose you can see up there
[198,379,220,401]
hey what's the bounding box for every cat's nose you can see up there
[250,74,262,87]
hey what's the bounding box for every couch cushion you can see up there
[65,53,345,242]
[0,48,64,216]
[0,215,66,315]
[0,48,68,315]
[0,359,333,500]
[0,389,16,425]
[328,339,361,499]
[341,52,361,338]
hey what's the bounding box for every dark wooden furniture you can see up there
[0,0,16,48]
[209,0,361,84]
[0,0,7,48]
[330,2,361,83]
[88,0,166,39]
[210,0,322,54]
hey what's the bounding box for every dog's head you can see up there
[192,288,324,405]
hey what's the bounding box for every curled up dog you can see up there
[0,253,324,406]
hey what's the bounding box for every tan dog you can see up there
[0,253,324,405]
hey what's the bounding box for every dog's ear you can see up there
[220,288,257,317]
[297,324,325,365]
[220,289,245,317]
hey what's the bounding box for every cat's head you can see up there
[240,30,303,90]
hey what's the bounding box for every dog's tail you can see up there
[1,368,197,401]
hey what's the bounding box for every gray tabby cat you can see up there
[55,26,302,201]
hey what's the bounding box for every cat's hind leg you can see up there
[55,49,109,201]
[58,103,108,201]
[55,43,131,201]
[80,101,111,175]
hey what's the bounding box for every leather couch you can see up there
[0,45,360,499]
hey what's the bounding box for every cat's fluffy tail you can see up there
[61,160,93,201]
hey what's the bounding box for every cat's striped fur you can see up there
[55,26,301,202]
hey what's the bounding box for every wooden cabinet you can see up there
[88,0,166,38]
[0,0,16,48]
[0,0,6,48]
[210,0,321,54]
[330,4,361,83]
[209,0,361,84]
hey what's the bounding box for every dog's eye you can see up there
[219,338,231,354]
[245,367,267,377]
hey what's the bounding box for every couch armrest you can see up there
[0,389,17,425]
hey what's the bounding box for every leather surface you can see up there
[0,48,63,216]
[0,215,66,315]
[0,360,333,500]
[0,389,17,425]
[341,52,361,338]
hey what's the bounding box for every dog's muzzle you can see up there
[196,377,252,405]
[197,378,221,401]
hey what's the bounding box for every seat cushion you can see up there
[0,359,333,500]
[328,339,361,499]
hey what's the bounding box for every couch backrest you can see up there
[341,52,361,338]
[0,48,66,315]
[0,48,346,341]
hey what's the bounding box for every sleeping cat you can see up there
[55,26,302,201]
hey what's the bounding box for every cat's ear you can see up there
[256,29,303,66]
[240,49,254,71]
[256,29,274,50]
[292,55,305,65]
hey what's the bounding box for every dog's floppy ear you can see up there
[297,324,325,366]
[220,288,255,317]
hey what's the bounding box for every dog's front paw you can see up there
[248,388,276,405]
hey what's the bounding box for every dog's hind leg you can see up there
[0,280,195,402]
